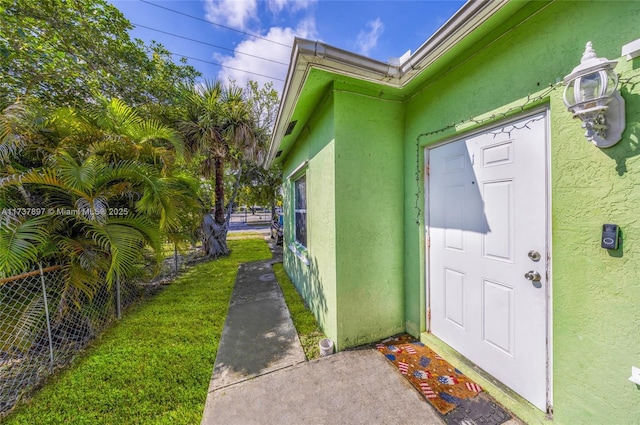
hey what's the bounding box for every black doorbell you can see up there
[601,224,620,250]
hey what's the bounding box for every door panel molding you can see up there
[424,108,551,411]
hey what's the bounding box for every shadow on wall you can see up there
[603,89,640,176]
[608,227,624,258]
[283,251,328,328]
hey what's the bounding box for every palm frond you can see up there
[0,102,47,165]
[60,261,102,300]
[135,119,184,158]
[135,175,201,233]
[46,107,99,156]
[2,168,86,202]
[0,215,50,276]
[0,105,29,165]
[54,154,106,193]
[84,214,161,286]
[91,97,142,135]
[4,293,48,355]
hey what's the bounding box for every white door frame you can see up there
[423,107,553,412]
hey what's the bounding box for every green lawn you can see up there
[3,238,272,425]
[226,230,264,240]
[272,263,326,360]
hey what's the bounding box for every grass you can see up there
[272,263,326,360]
[226,231,265,240]
[159,240,192,256]
[3,237,272,425]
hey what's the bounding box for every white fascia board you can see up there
[265,40,402,168]
[265,42,305,168]
[399,0,509,83]
[266,0,510,168]
[304,40,401,80]
[265,41,313,168]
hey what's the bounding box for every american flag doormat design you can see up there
[376,334,483,415]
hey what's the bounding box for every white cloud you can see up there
[215,18,317,93]
[355,18,384,56]
[268,0,316,14]
[204,0,258,30]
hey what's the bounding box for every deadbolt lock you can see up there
[528,250,541,261]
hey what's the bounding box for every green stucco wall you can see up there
[550,59,640,425]
[283,90,338,341]
[279,1,640,422]
[402,1,640,423]
[281,84,406,351]
[333,89,405,349]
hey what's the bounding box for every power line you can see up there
[167,51,285,81]
[132,22,289,66]
[138,0,292,48]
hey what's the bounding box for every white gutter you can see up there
[302,40,401,79]
[266,0,510,168]
[399,0,509,82]
[265,40,401,167]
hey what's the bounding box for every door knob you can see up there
[524,271,541,282]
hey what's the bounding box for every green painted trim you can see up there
[416,88,559,150]
[421,332,551,425]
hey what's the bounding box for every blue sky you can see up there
[109,0,466,92]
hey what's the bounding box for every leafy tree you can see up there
[243,81,282,217]
[0,0,199,108]
[238,162,282,216]
[246,81,279,152]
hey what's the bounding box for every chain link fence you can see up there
[0,246,200,418]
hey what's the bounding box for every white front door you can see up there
[427,111,549,411]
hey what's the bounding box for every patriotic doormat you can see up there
[376,334,483,415]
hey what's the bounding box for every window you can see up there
[294,175,307,247]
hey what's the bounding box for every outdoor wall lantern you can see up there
[563,41,625,148]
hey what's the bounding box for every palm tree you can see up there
[0,99,201,294]
[174,80,258,258]
[2,157,161,287]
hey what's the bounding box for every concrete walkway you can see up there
[204,258,306,391]
[201,234,517,425]
[202,349,445,425]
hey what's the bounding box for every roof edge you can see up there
[266,0,512,168]
[265,39,402,168]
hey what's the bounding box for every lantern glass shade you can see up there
[563,69,618,110]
